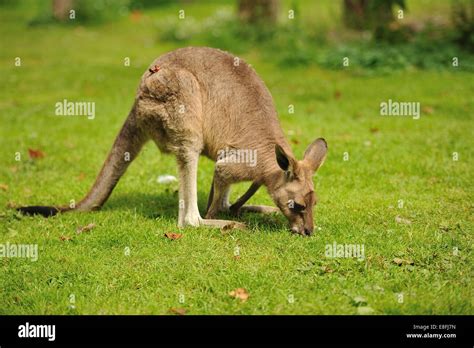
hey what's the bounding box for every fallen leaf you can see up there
[28,148,45,159]
[0,184,8,191]
[76,223,96,234]
[6,201,18,209]
[320,265,334,273]
[130,10,142,22]
[220,221,246,233]
[169,307,186,315]
[393,257,414,266]
[369,127,379,133]
[291,138,300,145]
[233,255,241,260]
[229,288,249,302]
[357,306,375,315]
[422,106,434,114]
[60,235,72,241]
[395,216,411,225]
[334,90,342,99]
[393,257,403,265]
[164,232,183,240]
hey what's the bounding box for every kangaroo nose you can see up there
[303,227,313,236]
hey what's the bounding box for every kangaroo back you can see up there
[143,47,291,176]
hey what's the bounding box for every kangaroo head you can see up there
[271,138,327,236]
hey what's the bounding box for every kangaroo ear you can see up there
[303,138,328,172]
[275,144,296,178]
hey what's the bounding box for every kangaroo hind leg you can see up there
[75,109,148,212]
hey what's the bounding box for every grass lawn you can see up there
[0,1,472,314]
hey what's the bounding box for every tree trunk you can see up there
[238,0,280,24]
[343,0,394,30]
[52,0,74,21]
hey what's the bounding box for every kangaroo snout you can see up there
[291,225,313,236]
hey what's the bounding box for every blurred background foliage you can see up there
[1,0,473,72]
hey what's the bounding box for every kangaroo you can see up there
[18,47,327,235]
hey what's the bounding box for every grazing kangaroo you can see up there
[18,47,327,235]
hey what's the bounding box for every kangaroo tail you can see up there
[17,105,148,217]
[17,205,65,217]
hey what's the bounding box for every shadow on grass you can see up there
[104,191,287,232]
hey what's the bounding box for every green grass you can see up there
[0,2,473,315]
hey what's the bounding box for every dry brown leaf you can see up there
[164,232,183,240]
[6,201,18,209]
[28,148,45,159]
[76,223,96,234]
[393,257,403,266]
[130,10,143,22]
[60,235,72,241]
[321,265,334,273]
[221,221,246,233]
[0,184,8,191]
[229,288,249,302]
[221,224,234,233]
[334,90,342,99]
[393,257,414,266]
[369,127,380,133]
[395,216,412,225]
[169,307,186,315]
[422,106,434,114]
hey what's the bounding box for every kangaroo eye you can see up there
[288,200,306,212]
